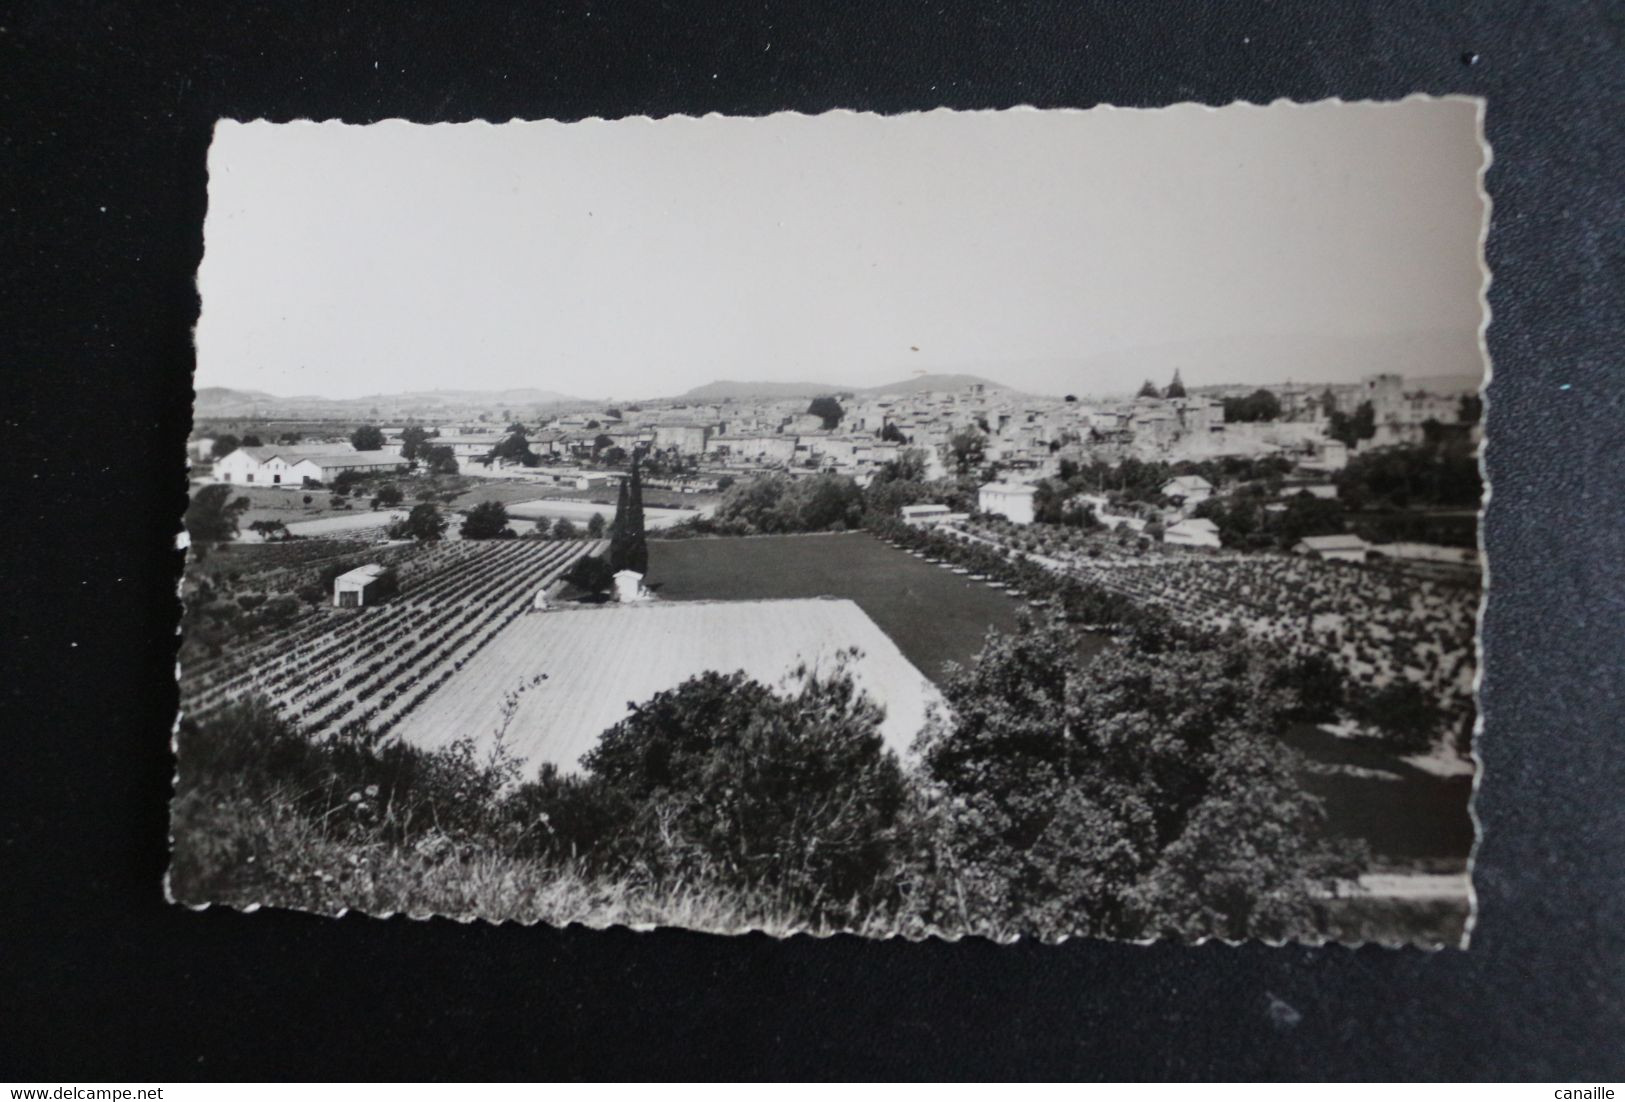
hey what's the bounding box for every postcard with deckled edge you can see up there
[171,100,1488,947]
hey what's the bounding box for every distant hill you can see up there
[678,380,846,401]
[679,373,1012,402]
[193,385,585,417]
[861,373,1010,396]
[358,387,581,406]
[1068,331,1486,397]
[194,386,277,407]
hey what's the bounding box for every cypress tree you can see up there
[625,452,649,575]
[607,475,630,570]
[1165,369,1187,399]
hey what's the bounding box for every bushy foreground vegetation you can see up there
[172,612,1368,942]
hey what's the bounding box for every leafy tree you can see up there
[279,431,303,445]
[586,512,607,539]
[808,395,845,430]
[350,425,385,451]
[390,503,446,541]
[715,475,735,492]
[1222,389,1283,423]
[489,428,536,466]
[185,485,251,543]
[419,444,459,476]
[209,435,240,460]
[552,517,579,540]
[331,469,367,497]
[714,472,865,534]
[247,519,288,541]
[1136,378,1160,399]
[573,664,909,918]
[1164,370,1187,399]
[874,446,930,485]
[602,446,628,466]
[880,421,908,444]
[1272,654,1345,722]
[947,429,987,475]
[1355,681,1441,752]
[915,617,1362,941]
[561,553,613,595]
[460,500,514,540]
[605,407,622,419]
[592,433,614,455]
[371,484,403,509]
[1271,493,1346,548]
[1192,495,1263,549]
[1328,400,1376,448]
[399,425,431,461]
[240,433,263,447]
[1458,394,1483,425]
[1336,444,1480,510]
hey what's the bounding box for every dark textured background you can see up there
[3,0,1621,1081]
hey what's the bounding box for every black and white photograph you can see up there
[171,101,1489,947]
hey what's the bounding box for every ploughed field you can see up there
[182,538,602,739]
[646,532,1100,684]
[391,598,940,773]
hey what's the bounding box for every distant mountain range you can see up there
[195,373,1016,416]
[194,385,583,417]
[677,373,1014,401]
[1067,331,1485,397]
[196,338,1482,419]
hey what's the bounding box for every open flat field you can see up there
[505,497,699,530]
[647,532,1072,684]
[391,598,941,774]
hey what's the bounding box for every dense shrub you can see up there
[913,617,1363,941]
[713,473,865,534]
[460,500,515,540]
[553,664,911,920]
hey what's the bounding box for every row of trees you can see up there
[1136,369,1187,400]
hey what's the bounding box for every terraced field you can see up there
[391,598,941,774]
[181,538,603,739]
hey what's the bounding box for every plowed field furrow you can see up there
[389,597,940,776]
[180,539,603,739]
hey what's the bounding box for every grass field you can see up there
[391,598,940,773]
[646,532,1089,684]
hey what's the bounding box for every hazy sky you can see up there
[195,101,1489,400]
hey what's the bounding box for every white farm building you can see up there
[213,444,407,487]
[1163,517,1222,549]
[977,481,1038,525]
[1293,534,1371,564]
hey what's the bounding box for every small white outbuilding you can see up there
[333,563,387,608]
[977,482,1038,525]
[613,569,647,604]
[1163,517,1222,549]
